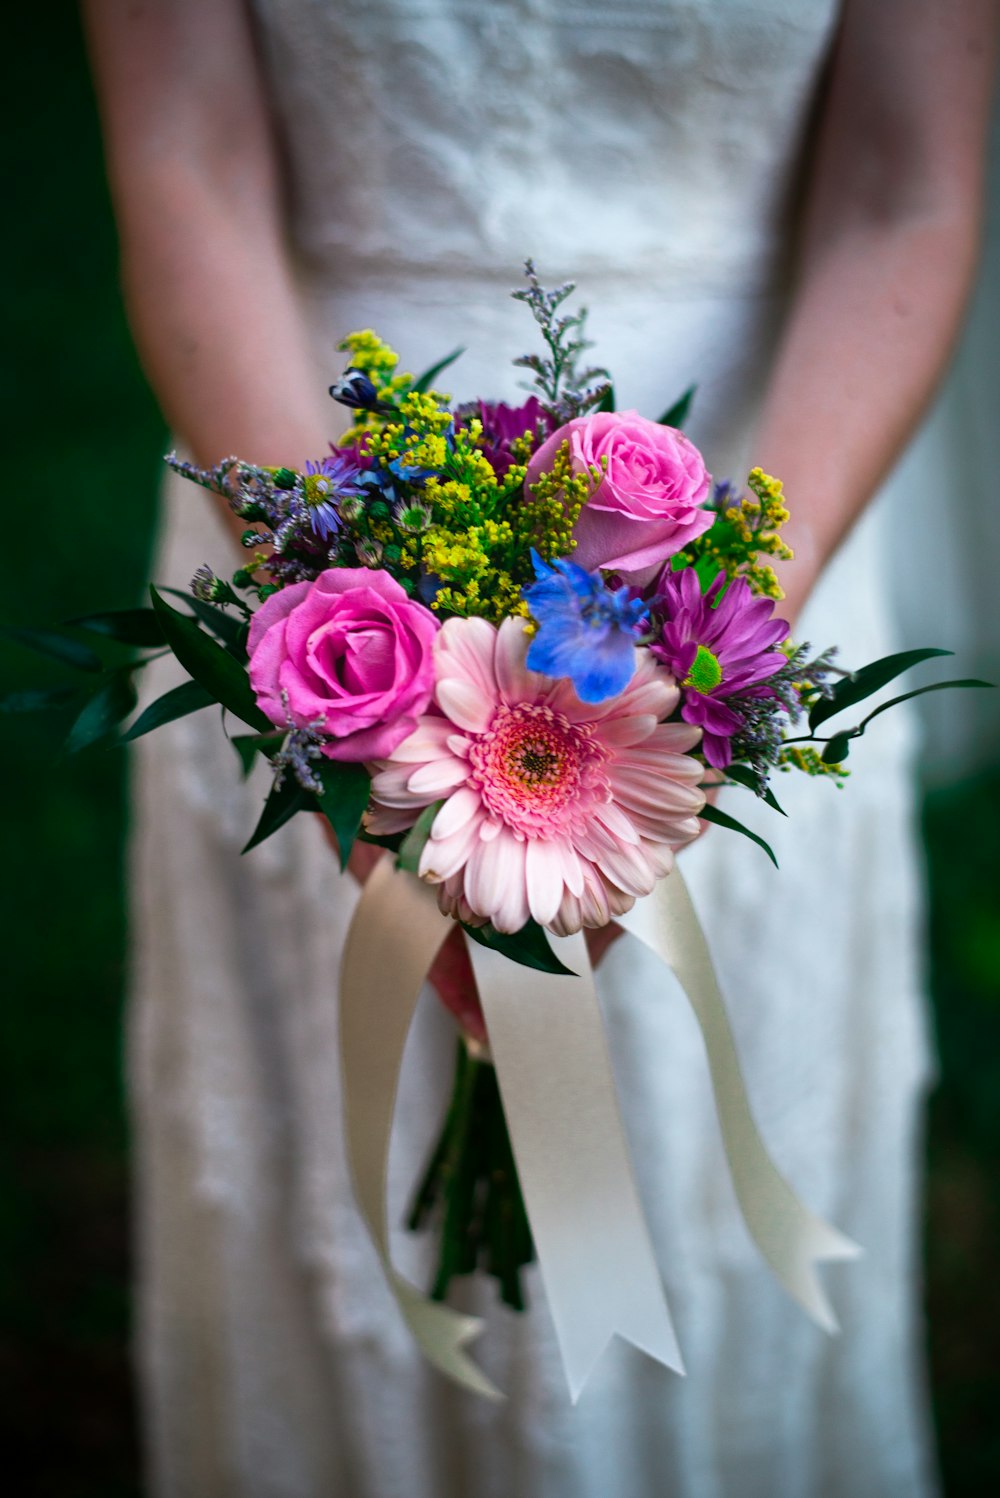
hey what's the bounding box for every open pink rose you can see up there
[526,410,713,580]
[248,568,440,761]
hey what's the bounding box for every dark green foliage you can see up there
[723,762,787,814]
[407,1041,534,1311]
[122,680,215,743]
[315,759,371,869]
[66,608,166,648]
[2,624,103,674]
[230,730,286,777]
[241,776,313,853]
[396,800,444,874]
[657,384,696,429]
[149,588,269,731]
[699,802,778,866]
[64,669,138,755]
[160,587,249,657]
[461,917,576,976]
[808,647,953,731]
[0,685,82,715]
[412,346,465,394]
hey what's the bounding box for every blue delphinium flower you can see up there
[328,367,382,410]
[522,550,648,703]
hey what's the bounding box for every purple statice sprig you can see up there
[511,260,611,423]
[724,644,844,793]
[523,551,648,704]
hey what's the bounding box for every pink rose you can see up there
[248,568,440,761]
[526,410,713,580]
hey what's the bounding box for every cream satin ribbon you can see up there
[339,857,859,1401]
[466,928,684,1401]
[617,870,862,1333]
[339,857,501,1399]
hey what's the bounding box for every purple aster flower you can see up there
[647,566,789,768]
[303,448,367,539]
[523,550,648,703]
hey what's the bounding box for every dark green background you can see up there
[2,9,998,1495]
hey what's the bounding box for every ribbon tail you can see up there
[469,929,684,1401]
[340,857,502,1400]
[618,870,861,1335]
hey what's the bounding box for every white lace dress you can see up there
[129,2,938,1494]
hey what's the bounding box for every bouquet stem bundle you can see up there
[408,1041,534,1310]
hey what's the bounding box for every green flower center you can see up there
[683,644,723,694]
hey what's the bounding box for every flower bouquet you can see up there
[7,263,987,1398]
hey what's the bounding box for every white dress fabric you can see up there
[129,3,939,1494]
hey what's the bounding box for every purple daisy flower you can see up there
[647,566,789,769]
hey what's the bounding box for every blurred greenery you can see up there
[0,7,997,1497]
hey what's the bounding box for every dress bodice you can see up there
[252,0,840,296]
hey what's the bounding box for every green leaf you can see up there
[723,762,786,815]
[121,679,215,743]
[0,685,81,715]
[699,803,778,867]
[242,776,313,853]
[808,648,953,732]
[231,730,286,777]
[149,587,270,731]
[396,800,445,876]
[315,759,372,869]
[596,384,616,413]
[856,678,993,733]
[65,607,166,647]
[657,385,696,429]
[412,347,465,394]
[64,670,138,754]
[461,918,576,976]
[160,587,249,658]
[821,731,853,765]
[2,624,103,673]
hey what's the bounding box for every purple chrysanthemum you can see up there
[647,567,789,769]
[476,397,551,477]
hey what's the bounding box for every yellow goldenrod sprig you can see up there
[681,466,793,600]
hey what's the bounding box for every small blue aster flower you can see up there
[304,452,367,540]
[522,550,648,703]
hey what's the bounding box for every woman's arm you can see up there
[81,0,331,546]
[758,0,1000,623]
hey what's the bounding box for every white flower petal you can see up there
[436,676,494,734]
[406,757,470,796]
[525,837,565,927]
[430,785,483,839]
[436,615,498,697]
[387,718,456,763]
[493,617,537,705]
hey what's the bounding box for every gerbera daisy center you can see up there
[469,702,607,835]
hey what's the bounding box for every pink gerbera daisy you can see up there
[367,617,705,935]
